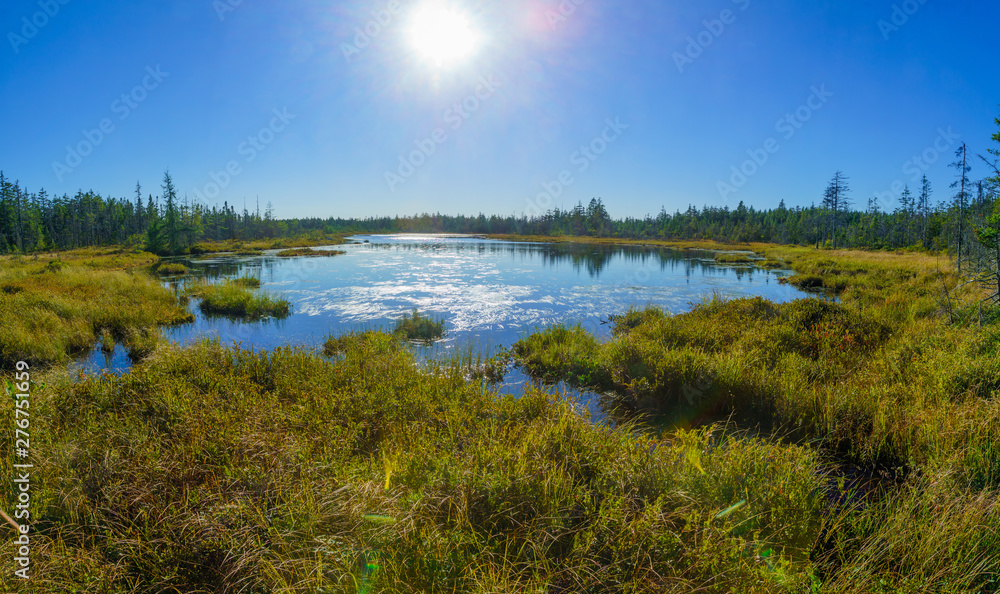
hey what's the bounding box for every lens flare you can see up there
[407,3,481,67]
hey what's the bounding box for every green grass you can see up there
[275,247,347,258]
[188,234,347,255]
[393,309,446,343]
[714,252,755,264]
[511,247,987,469]
[502,245,1000,591]
[0,249,192,368]
[6,329,999,592]
[230,275,262,289]
[5,242,1000,591]
[185,279,290,320]
[1,337,840,593]
[155,262,189,276]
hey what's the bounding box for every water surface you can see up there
[84,235,809,415]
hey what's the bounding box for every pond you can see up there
[81,235,811,416]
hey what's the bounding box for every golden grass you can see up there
[0,249,192,367]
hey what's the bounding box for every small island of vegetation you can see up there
[185,278,290,320]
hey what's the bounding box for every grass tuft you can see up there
[156,262,189,276]
[393,309,446,343]
[276,247,347,258]
[185,279,290,320]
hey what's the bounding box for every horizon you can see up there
[3,0,999,220]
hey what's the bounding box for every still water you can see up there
[83,235,809,408]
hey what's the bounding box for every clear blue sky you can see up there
[2,0,998,219]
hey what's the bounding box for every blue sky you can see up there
[2,0,998,219]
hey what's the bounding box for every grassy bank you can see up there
[2,336,837,593]
[275,247,348,258]
[0,248,192,368]
[5,331,998,592]
[185,278,290,320]
[507,245,1000,590]
[3,240,998,591]
[188,234,348,256]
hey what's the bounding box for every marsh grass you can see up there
[4,243,1000,591]
[506,245,1000,590]
[185,278,290,320]
[0,248,192,368]
[714,252,756,264]
[275,247,347,258]
[393,309,446,343]
[1,338,836,593]
[155,262,189,276]
[230,275,262,289]
[188,233,346,255]
[234,247,265,256]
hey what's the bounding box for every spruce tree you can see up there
[162,171,180,254]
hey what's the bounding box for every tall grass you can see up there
[1,338,833,593]
[3,244,999,591]
[506,246,1000,590]
[0,249,192,368]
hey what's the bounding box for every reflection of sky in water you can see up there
[80,236,810,391]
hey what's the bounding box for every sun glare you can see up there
[407,3,481,68]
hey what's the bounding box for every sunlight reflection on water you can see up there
[78,235,810,420]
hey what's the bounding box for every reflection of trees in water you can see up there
[353,240,777,280]
[170,256,274,286]
[170,240,783,285]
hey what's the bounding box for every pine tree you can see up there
[162,171,180,254]
[822,171,850,248]
[950,144,972,274]
[918,175,933,247]
[898,185,915,247]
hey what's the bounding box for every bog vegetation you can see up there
[393,309,446,343]
[1,244,999,592]
[0,249,191,368]
[185,277,290,320]
[0,109,997,592]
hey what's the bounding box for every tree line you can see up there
[2,112,998,269]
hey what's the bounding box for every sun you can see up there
[407,3,481,68]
